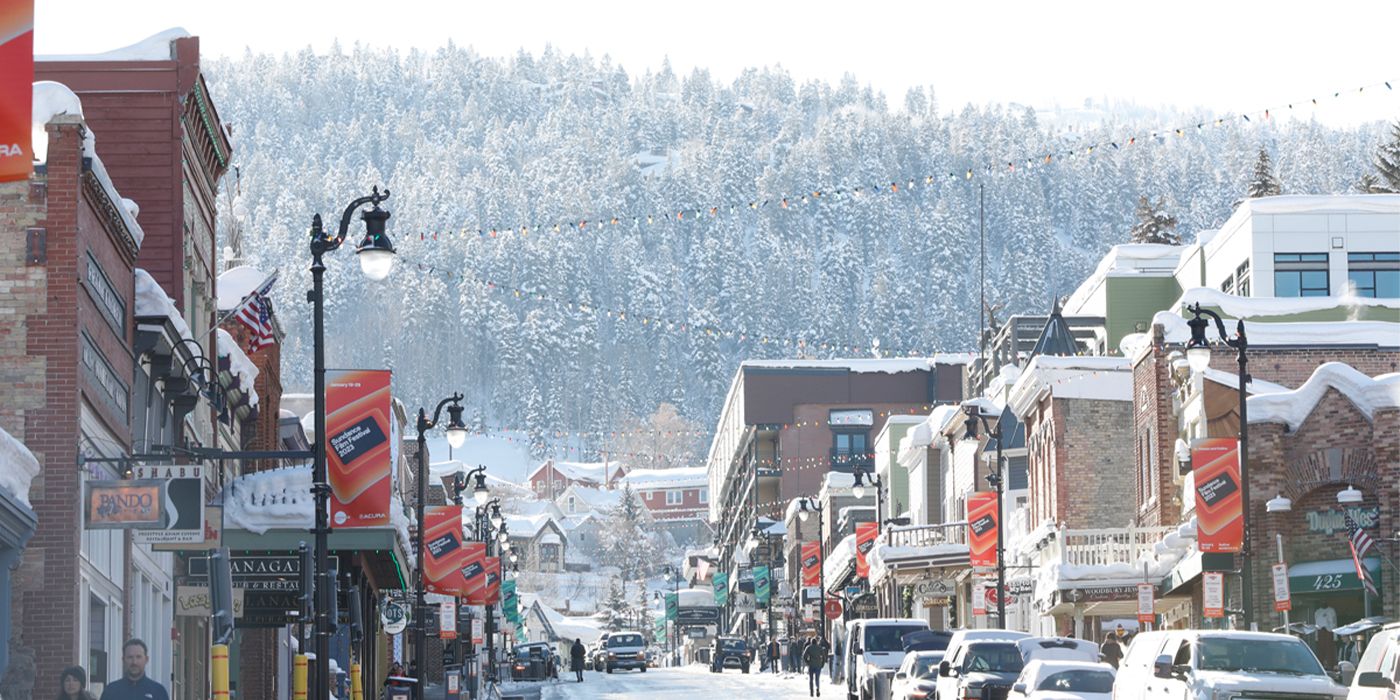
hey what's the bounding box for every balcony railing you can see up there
[1051,525,1177,568]
[830,450,873,473]
[885,522,966,548]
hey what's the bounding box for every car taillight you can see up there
[908,692,930,700]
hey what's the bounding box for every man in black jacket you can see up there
[802,636,828,697]
[570,639,587,682]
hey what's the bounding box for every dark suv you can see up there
[710,637,752,673]
[605,632,648,673]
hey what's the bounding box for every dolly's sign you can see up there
[86,481,163,528]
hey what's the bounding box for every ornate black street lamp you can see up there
[413,394,468,689]
[851,470,884,525]
[307,188,396,700]
[1185,301,1253,628]
[663,564,681,665]
[963,403,1006,627]
[797,498,827,642]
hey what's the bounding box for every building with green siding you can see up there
[873,415,923,520]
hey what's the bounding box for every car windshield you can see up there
[912,655,944,678]
[719,639,745,650]
[608,634,643,647]
[1037,670,1114,693]
[962,643,1024,673]
[1197,638,1326,675]
[865,625,927,652]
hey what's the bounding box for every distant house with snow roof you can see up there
[619,466,709,520]
[555,483,624,516]
[503,512,569,573]
[528,459,625,500]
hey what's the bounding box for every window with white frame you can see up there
[699,488,708,504]
[666,490,683,506]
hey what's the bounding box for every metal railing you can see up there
[1052,525,1176,567]
[885,522,966,548]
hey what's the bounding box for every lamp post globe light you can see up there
[307,188,397,700]
[963,402,1006,627]
[1184,301,1254,628]
[797,497,827,643]
[413,393,467,692]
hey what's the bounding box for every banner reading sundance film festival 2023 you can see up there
[801,542,822,587]
[326,369,393,527]
[1193,438,1243,553]
[967,492,999,568]
[0,0,33,183]
[712,572,729,606]
[460,542,488,601]
[423,506,466,594]
[855,522,879,578]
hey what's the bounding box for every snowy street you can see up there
[533,665,842,700]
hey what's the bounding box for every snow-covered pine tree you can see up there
[600,578,630,631]
[633,584,654,642]
[1247,147,1282,198]
[1127,196,1181,245]
[1360,121,1400,193]
[596,484,661,582]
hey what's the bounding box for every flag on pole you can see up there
[1346,513,1379,597]
[228,270,279,351]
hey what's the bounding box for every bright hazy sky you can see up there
[34,0,1400,126]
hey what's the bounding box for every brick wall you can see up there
[1047,396,1137,529]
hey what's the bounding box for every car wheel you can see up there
[641,666,647,673]
[606,665,613,674]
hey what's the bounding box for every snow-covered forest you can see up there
[207,44,1387,455]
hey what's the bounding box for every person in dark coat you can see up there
[1100,633,1124,669]
[803,636,828,697]
[767,638,781,674]
[790,636,806,674]
[57,666,98,700]
[569,638,587,682]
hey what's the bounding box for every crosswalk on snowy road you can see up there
[536,664,843,699]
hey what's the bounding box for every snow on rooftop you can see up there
[561,485,624,512]
[223,464,412,556]
[1065,243,1188,315]
[823,533,857,586]
[0,425,40,508]
[1199,368,1290,397]
[1234,193,1400,217]
[216,329,259,407]
[742,357,954,374]
[502,512,557,538]
[619,466,707,489]
[1008,355,1133,415]
[1248,363,1400,431]
[32,82,145,247]
[37,27,189,62]
[1176,287,1400,316]
[1151,309,1400,347]
[532,460,621,485]
[134,268,194,345]
[217,265,272,311]
[897,405,963,465]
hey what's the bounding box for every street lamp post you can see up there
[1185,302,1253,628]
[308,188,397,700]
[798,498,827,643]
[963,404,1007,627]
[851,470,883,526]
[663,565,681,666]
[413,394,468,692]
[1266,494,1293,631]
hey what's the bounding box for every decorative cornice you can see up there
[81,169,140,262]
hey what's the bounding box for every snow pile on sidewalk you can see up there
[223,464,412,555]
[215,329,259,407]
[1248,363,1400,430]
[0,425,40,507]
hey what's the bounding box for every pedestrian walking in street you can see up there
[1100,632,1124,669]
[57,666,97,700]
[98,639,168,700]
[803,636,828,697]
[791,636,806,674]
[569,638,587,683]
[768,637,781,674]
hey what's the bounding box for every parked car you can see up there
[1349,622,1400,700]
[934,640,1025,700]
[1017,637,1100,664]
[711,636,752,673]
[646,648,659,668]
[1113,630,1347,700]
[604,631,648,673]
[588,632,611,671]
[845,618,930,700]
[934,629,1032,700]
[891,650,945,700]
[1008,660,1114,700]
[508,642,557,681]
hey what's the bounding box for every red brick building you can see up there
[619,467,709,521]
[527,459,623,500]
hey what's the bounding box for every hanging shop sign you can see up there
[1272,564,1291,612]
[238,591,303,628]
[176,585,244,618]
[133,465,206,545]
[1137,583,1155,625]
[1193,438,1243,553]
[424,505,467,595]
[855,522,879,578]
[912,579,956,598]
[676,607,719,625]
[382,601,408,635]
[85,480,163,529]
[824,599,843,620]
[189,553,300,592]
[326,368,393,527]
[1306,506,1381,535]
[1203,572,1224,618]
[967,492,998,567]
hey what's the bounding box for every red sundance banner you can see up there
[967,492,999,568]
[0,0,33,183]
[460,542,487,599]
[423,506,466,595]
[855,522,879,578]
[466,556,501,606]
[1193,438,1243,553]
[326,369,393,527]
[801,541,822,587]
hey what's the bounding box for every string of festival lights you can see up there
[394,79,1392,245]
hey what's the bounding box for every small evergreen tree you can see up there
[1247,147,1282,198]
[633,584,654,641]
[1128,196,1181,245]
[1360,121,1400,193]
[600,578,630,631]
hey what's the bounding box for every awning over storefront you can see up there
[1289,557,1381,595]
[1161,550,1236,595]
[221,526,411,590]
[868,542,969,586]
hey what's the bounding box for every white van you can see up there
[845,618,930,700]
[1113,630,1347,700]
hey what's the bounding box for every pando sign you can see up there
[86,481,163,528]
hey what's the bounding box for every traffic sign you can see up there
[1136,583,1155,624]
[824,599,843,620]
[1272,563,1292,612]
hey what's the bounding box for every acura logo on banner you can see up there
[967,492,998,567]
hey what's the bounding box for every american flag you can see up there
[230,271,278,351]
[1346,513,1379,598]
